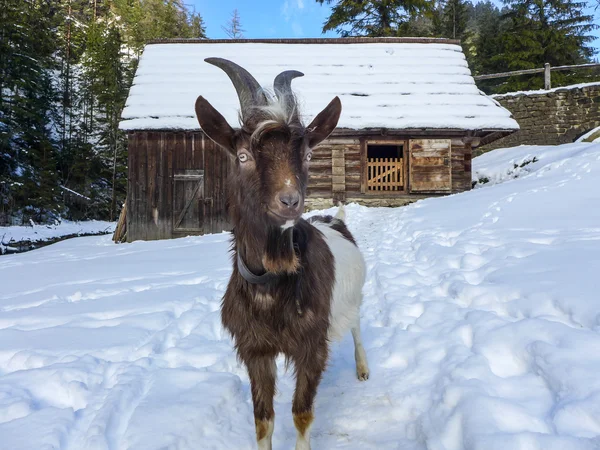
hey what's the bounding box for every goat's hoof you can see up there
[356,367,370,381]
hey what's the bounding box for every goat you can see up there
[194,58,369,450]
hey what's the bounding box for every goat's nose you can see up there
[279,190,300,208]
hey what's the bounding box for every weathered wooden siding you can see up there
[127,131,474,241]
[307,144,332,198]
[306,138,362,201]
[127,131,230,242]
[304,135,472,204]
[451,139,472,193]
[343,139,362,194]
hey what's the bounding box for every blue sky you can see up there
[190,0,599,51]
[191,0,336,39]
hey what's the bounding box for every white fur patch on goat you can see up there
[250,94,302,143]
[281,220,295,231]
[311,222,366,341]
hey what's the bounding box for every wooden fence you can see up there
[367,158,403,191]
[473,62,600,90]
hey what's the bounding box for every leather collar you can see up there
[235,229,305,316]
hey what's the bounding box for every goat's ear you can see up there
[306,96,342,148]
[195,96,236,155]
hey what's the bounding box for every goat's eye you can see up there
[238,153,249,163]
[305,152,312,162]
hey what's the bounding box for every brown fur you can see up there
[224,222,334,443]
[262,251,300,274]
[253,291,275,308]
[195,70,343,448]
[221,122,335,443]
[293,411,314,436]
[255,418,273,441]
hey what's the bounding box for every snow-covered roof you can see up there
[120,38,519,132]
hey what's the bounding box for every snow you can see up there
[576,125,600,143]
[492,81,600,98]
[2,142,600,449]
[0,220,115,253]
[59,185,92,201]
[120,41,518,132]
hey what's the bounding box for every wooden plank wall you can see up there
[306,136,472,201]
[127,131,231,242]
[307,144,332,197]
[127,132,473,242]
[450,139,472,193]
[307,138,361,200]
[207,132,231,233]
[344,140,362,194]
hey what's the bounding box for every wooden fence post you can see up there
[544,63,551,90]
[473,62,600,85]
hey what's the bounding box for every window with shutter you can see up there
[409,139,452,193]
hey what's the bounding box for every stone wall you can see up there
[479,83,600,153]
[304,195,429,210]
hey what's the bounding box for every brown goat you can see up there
[195,58,369,450]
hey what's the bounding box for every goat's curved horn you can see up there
[274,70,304,123]
[274,70,304,99]
[205,57,267,116]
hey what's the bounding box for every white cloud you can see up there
[282,0,306,21]
[292,22,304,36]
[282,0,291,21]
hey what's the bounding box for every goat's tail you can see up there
[335,204,346,221]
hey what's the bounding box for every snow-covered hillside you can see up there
[1,143,599,449]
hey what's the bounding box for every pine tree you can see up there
[1,0,208,224]
[470,2,508,93]
[79,19,127,221]
[431,0,474,66]
[433,0,471,40]
[190,12,207,38]
[494,0,597,92]
[0,0,60,224]
[54,1,90,192]
[222,9,245,39]
[396,9,434,36]
[114,0,207,56]
[316,0,433,37]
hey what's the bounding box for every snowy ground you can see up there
[0,220,115,254]
[1,143,600,449]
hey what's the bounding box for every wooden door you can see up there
[409,139,452,193]
[173,169,204,233]
[367,158,404,191]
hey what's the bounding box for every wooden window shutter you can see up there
[409,139,452,193]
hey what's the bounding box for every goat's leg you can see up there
[352,322,369,381]
[292,346,328,450]
[245,355,277,450]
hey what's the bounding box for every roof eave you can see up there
[330,127,519,137]
[120,125,519,138]
[146,37,462,46]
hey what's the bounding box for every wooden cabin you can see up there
[120,38,518,242]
